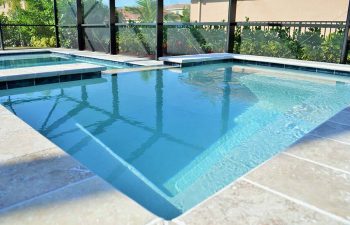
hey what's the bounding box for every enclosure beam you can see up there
[341,0,350,64]
[156,0,164,59]
[226,0,237,53]
[109,0,117,54]
[0,23,4,50]
[76,0,85,50]
[53,0,60,48]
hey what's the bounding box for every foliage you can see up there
[1,0,55,48]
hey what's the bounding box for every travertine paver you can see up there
[287,134,350,173]
[0,176,157,225]
[0,148,93,209]
[246,154,350,221]
[176,180,345,225]
[0,108,56,162]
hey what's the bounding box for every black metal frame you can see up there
[0,22,4,50]
[53,0,60,48]
[109,0,117,55]
[156,0,164,59]
[226,0,237,53]
[76,0,85,51]
[341,0,350,64]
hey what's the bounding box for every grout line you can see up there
[144,218,164,225]
[0,176,97,213]
[282,152,350,176]
[0,146,63,164]
[242,178,350,225]
[172,219,186,225]
[310,133,350,146]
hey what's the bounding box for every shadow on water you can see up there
[0,66,258,219]
[4,64,349,219]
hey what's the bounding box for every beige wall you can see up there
[190,0,348,22]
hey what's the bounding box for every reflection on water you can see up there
[1,63,350,219]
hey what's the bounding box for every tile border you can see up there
[0,72,101,90]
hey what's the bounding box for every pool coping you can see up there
[0,50,349,224]
[160,53,350,76]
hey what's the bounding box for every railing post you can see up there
[53,0,60,48]
[109,0,117,54]
[0,23,4,50]
[156,0,164,59]
[76,0,85,51]
[341,0,350,64]
[226,0,237,53]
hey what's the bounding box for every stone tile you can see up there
[0,106,11,115]
[178,180,343,225]
[329,109,350,126]
[246,154,350,221]
[0,177,157,225]
[0,148,93,209]
[311,121,350,144]
[0,121,56,161]
[287,134,350,173]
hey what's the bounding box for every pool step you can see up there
[0,63,106,90]
[0,63,106,82]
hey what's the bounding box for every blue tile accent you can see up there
[7,79,35,89]
[256,61,271,67]
[35,76,60,85]
[284,64,300,70]
[316,68,335,75]
[335,70,350,76]
[0,82,7,90]
[82,72,101,79]
[59,74,82,82]
[298,66,317,72]
[270,63,285,68]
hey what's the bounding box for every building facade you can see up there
[190,0,349,22]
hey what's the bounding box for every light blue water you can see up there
[1,63,350,219]
[0,53,132,69]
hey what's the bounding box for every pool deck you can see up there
[0,50,349,224]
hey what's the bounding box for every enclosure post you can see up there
[341,0,350,64]
[0,23,4,50]
[76,0,85,51]
[226,0,237,53]
[156,0,164,59]
[109,0,117,54]
[53,0,60,48]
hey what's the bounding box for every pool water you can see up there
[1,63,350,219]
[0,53,132,70]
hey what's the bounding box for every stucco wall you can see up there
[190,0,348,22]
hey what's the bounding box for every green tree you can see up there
[125,0,180,22]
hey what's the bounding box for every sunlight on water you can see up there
[1,62,350,219]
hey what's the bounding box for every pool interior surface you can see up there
[1,62,350,219]
[0,53,133,70]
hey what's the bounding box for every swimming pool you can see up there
[0,53,133,70]
[1,62,350,219]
